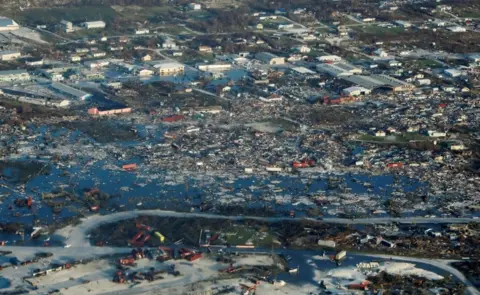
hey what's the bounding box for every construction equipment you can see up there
[154,231,165,243]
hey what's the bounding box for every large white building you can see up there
[447,26,466,33]
[60,20,73,33]
[162,38,178,49]
[316,62,362,77]
[0,17,19,31]
[317,55,342,63]
[343,86,371,96]
[188,3,201,10]
[154,61,185,76]
[444,69,462,77]
[342,74,415,92]
[82,21,106,29]
[50,82,91,100]
[255,52,285,65]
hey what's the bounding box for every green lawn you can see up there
[411,59,443,69]
[355,25,405,35]
[3,6,117,26]
[224,226,276,247]
[452,7,480,18]
[179,50,215,65]
[112,5,176,22]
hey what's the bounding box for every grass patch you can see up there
[161,25,189,35]
[354,25,405,35]
[3,6,117,26]
[223,225,276,247]
[179,50,215,65]
[111,5,176,23]
[411,59,443,69]
[452,7,480,18]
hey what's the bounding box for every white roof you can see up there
[343,86,370,93]
[316,62,361,76]
[50,82,91,99]
[153,61,184,68]
[444,68,461,74]
[292,67,315,74]
[83,21,105,26]
[317,55,342,61]
[342,74,413,90]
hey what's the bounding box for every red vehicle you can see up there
[162,115,185,122]
[292,158,316,168]
[122,163,137,171]
[387,162,403,168]
[179,248,193,258]
[186,253,202,261]
[119,257,135,266]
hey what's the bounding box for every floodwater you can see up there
[226,248,459,289]
[0,120,433,231]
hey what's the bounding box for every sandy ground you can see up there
[0,245,477,295]
[20,253,276,295]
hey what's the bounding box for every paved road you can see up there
[57,209,478,248]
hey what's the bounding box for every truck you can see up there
[119,257,135,266]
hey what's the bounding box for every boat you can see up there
[288,266,299,273]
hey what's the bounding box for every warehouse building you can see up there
[81,21,106,29]
[60,20,73,33]
[316,62,362,77]
[316,55,342,63]
[255,52,285,65]
[153,61,185,76]
[0,17,19,31]
[50,82,91,100]
[342,74,415,92]
[0,69,30,83]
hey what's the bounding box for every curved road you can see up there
[57,209,478,248]
[355,253,480,295]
